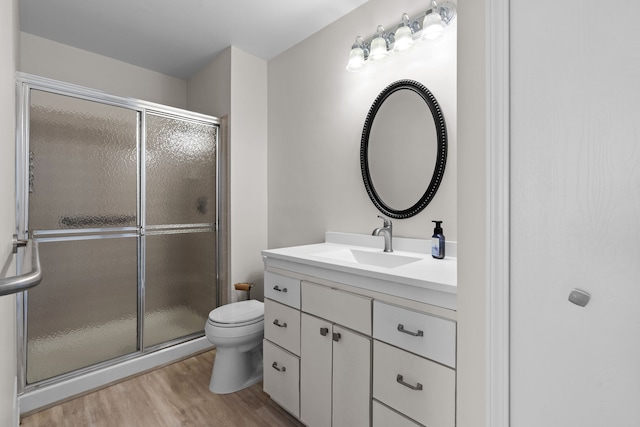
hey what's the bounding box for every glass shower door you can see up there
[19,82,220,390]
[25,89,139,384]
[143,112,217,348]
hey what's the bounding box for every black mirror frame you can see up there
[360,79,447,219]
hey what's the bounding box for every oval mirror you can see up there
[361,80,447,219]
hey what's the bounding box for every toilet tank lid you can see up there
[209,299,264,324]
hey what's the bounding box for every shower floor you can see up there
[27,305,206,384]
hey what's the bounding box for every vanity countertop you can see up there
[262,232,457,311]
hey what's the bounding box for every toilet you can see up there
[205,299,265,394]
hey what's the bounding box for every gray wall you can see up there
[20,33,188,109]
[188,47,268,302]
[267,0,457,249]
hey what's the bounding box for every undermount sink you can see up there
[313,247,422,269]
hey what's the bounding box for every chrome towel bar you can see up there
[0,235,42,296]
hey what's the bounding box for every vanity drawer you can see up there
[372,400,422,427]
[301,281,372,335]
[264,271,301,309]
[264,299,301,355]
[373,340,455,427]
[373,301,456,368]
[263,339,300,418]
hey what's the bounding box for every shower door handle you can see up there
[0,237,42,296]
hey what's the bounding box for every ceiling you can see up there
[19,0,369,80]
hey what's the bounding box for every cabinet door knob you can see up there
[273,285,288,293]
[273,319,287,328]
[397,324,424,337]
[396,374,423,391]
[332,332,341,342]
[320,327,329,336]
[272,362,286,372]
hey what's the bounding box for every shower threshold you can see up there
[19,308,212,415]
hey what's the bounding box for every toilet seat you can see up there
[208,300,264,327]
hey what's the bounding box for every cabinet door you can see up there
[300,313,333,427]
[332,325,371,427]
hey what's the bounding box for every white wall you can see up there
[0,0,18,425]
[20,33,187,109]
[456,0,487,425]
[188,47,268,302]
[510,1,640,425]
[228,48,268,301]
[187,47,231,117]
[267,0,457,249]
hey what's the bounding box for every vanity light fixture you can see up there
[345,1,456,72]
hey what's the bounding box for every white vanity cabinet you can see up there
[263,271,302,418]
[300,282,372,427]
[372,301,456,427]
[262,233,458,427]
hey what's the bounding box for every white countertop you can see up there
[262,232,457,310]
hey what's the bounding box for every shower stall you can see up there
[14,74,223,412]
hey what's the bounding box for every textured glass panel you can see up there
[29,90,138,231]
[26,237,138,384]
[144,231,216,348]
[146,114,217,226]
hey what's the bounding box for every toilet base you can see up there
[209,342,263,394]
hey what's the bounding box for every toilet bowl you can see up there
[205,299,264,394]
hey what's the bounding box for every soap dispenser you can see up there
[431,220,445,259]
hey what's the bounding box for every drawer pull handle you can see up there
[320,327,329,336]
[332,332,341,342]
[272,362,286,372]
[397,324,424,337]
[396,374,423,391]
[273,319,287,328]
[273,285,288,293]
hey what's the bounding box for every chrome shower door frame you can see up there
[14,73,221,401]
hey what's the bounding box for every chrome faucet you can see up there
[372,215,393,252]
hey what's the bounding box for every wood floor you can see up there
[20,350,304,427]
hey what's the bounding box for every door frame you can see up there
[487,0,510,426]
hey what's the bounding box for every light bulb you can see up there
[422,5,445,41]
[393,25,414,53]
[346,46,366,72]
[368,26,389,63]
